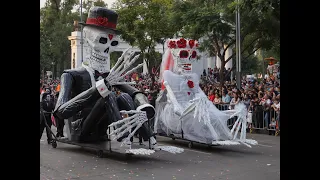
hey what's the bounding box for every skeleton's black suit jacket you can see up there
[53,67,155,141]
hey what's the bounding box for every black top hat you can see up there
[79,7,121,34]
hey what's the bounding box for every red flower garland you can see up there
[189,40,195,48]
[168,40,176,48]
[177,38,187,48]
[187,80,194,88]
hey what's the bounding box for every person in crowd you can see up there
[208,90,215,102]
[40,88,55,144]
[213,93,222,104]
[260,94,272,129]
[230,92,240,110]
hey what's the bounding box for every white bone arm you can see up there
[163,81,183,116]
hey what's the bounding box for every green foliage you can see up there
[114,0,179,72]
[40,0,79,77]
[40,0,279,81]
[240,55,262,75]
[169,0,279,84]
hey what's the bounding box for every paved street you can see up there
[40,131,280,180]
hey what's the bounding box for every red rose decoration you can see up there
[195,43,199,47]
[97,16,108,25]
[189,40,195,48]
[177,38,187,48]
[187,80,194,88]
[168,40,176,48]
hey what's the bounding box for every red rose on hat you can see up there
[97,16,108,26]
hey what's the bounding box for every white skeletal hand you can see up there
[180,97,210,125]
[106,48,143,86]
[108,110,149,147]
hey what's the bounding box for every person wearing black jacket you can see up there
[40,88,55,144]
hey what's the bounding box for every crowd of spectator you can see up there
[40,64,280,135]
[122,65,280,134]
[199,66,280,132]
[40,78,61,95]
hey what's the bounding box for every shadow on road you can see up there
[51,145,167,163]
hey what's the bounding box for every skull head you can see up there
[167,38,199,74]
[83,26,119,73]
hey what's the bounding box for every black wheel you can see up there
[51,141,57,148]
[172,138,176,140]
[97,150,104,158]
[188,142,193,148]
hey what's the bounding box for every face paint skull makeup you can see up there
[83,26,119,74]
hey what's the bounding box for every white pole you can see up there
[235,0,241,89]
[237,0,241,74]
[80,0,83,63]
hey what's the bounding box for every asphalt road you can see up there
[40,131,280,180]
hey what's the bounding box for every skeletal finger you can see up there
[110,117,140,136]
[124,123,143,141]
[120,110,143,114]
[117,54,141,75]
[108,114,139,127]
[113,51,135,74]
[114,51,134,74]
[110,48,131,73]
[109,66,143,84]
[109,119,136,136]
[113,121,142,140]
[110,63,143,83]
[108,56,141,83]
[125,51,135,63]
[109,114,142,135]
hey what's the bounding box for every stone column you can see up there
[68,31,83,69]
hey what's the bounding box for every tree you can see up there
[40,0,80,78]
[114,0,179,90]
[170,0,280,88]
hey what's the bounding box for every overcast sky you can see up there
[40,0,117,8]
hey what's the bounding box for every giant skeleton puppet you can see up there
[53,7,183,154]
[155,38,258,147]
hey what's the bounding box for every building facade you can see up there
[68,30,233,76]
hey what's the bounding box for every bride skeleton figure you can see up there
[53,7,183,154]
[155,38,257,147]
